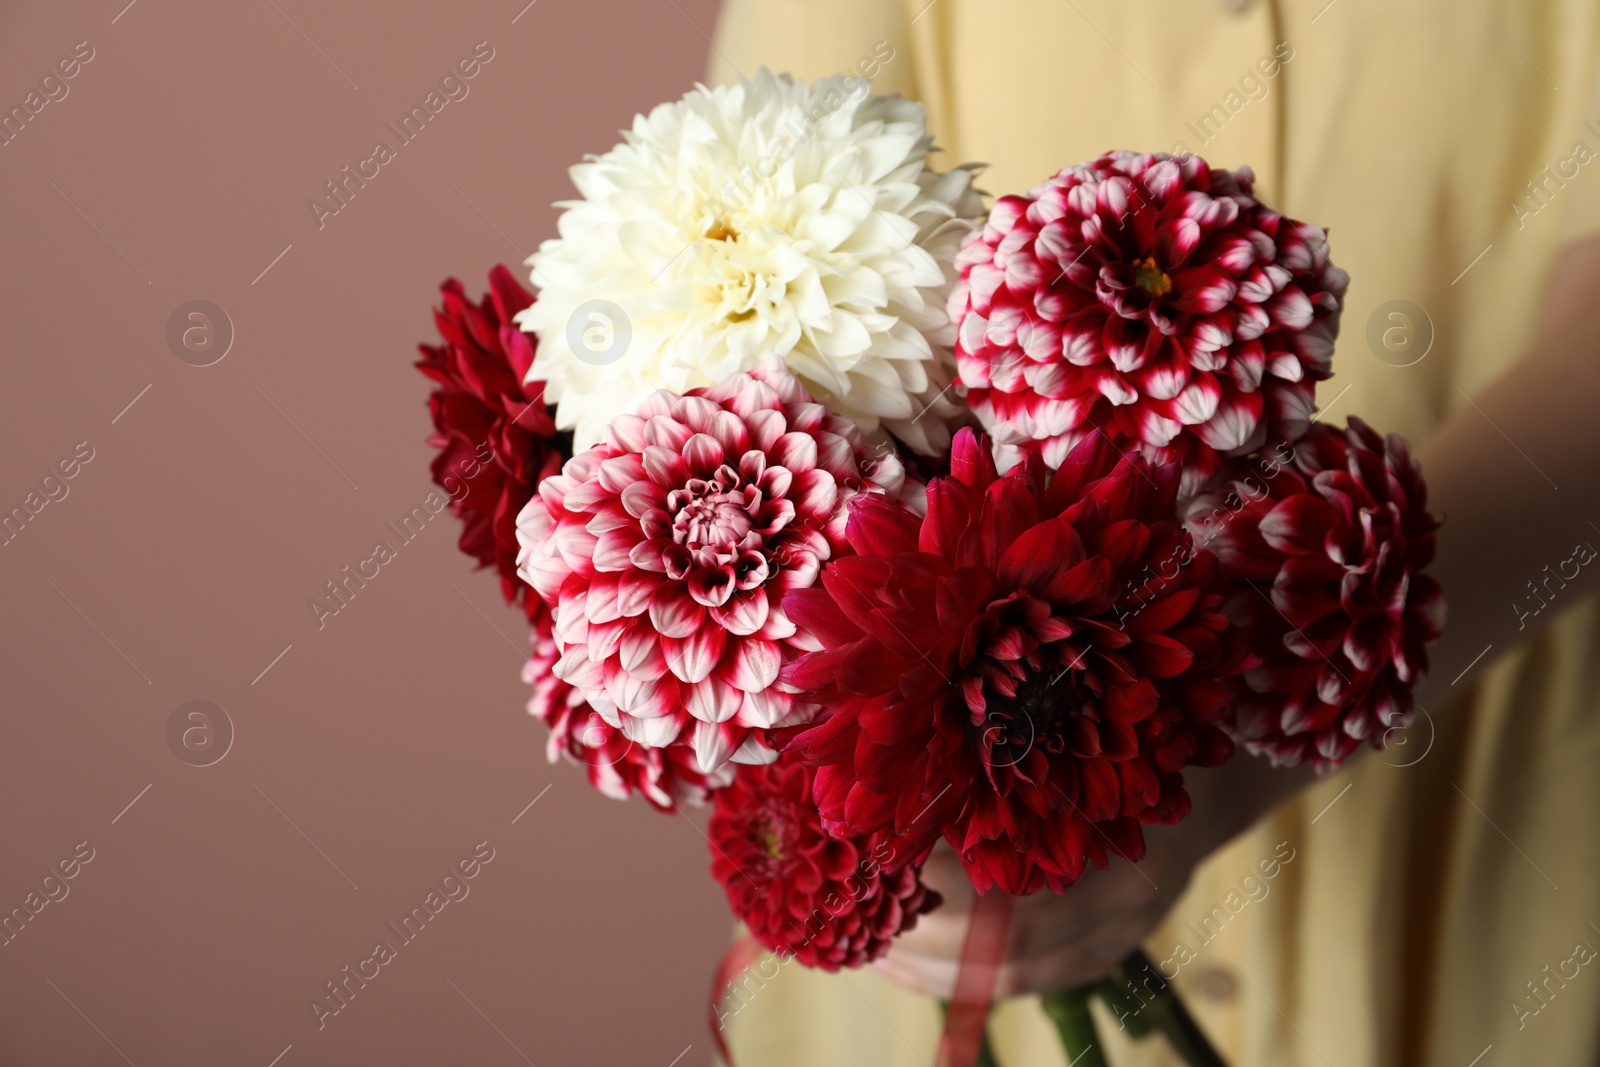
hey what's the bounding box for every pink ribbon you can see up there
[936,890,1015,1067]
[710,891,1015,1067]
[709,934,764,1065]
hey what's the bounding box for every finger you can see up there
[997,901,1170,997]
[870,953,953,1004]
[896,882,1113,963]
[882,909,975,960]
[886,906,1149,1002]
[1004,861,1176,954]
[871,953,957,1000]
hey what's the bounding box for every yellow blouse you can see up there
[710,2,1600,1064]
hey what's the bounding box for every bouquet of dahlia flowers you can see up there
[416,71,1444,1067]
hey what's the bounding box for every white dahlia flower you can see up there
[516,69,986,455]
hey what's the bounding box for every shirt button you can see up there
[1191,965,1240,1003]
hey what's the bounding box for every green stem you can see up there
[974,1021,1000,1067]
[1041,986,1109,1067]
[1113,950,1227,1067]
[1092,974,1154,1039]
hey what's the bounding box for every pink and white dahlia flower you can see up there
[516,361,918,774]
[1186,418,1445,772]
[524,622,730,811]
[951,151,1347,494]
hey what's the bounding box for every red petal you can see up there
[1127,587,1200,634]
[1043,556,1114,605]
[1099,677,1159,722]
[1077,760,1121,822]
[847,496,922,557]
[1259,494,1340,555]
[997,519,1085,594]
[1129,633,1195,679]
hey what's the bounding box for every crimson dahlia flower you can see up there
[417,266,566,619]
[516,362,918,775]
[951,151,1346,495]
[1188,418,1445,772]
[709,759,940,970]
[785,429,1243,895]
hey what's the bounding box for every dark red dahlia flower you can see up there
[951,151,1346,495]
[1186,418,1445,773]
[785,429,1243,896]
[418,266,567,618]
[516,362,919,776]
[525,620,729,811]
[709,759,940,970]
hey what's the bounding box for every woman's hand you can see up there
[873,757,1317,999]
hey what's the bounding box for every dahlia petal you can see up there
[1062,310,1108,366]
[1130,633,1195,679]
[552,645,604,690]
[710,589,770,636]
[662,626,726,684]
[736,687,794,729]
[1117,758,1162,813]
[783,647,855,693]
[998,518,1084,594]
[1173,379,1221,425]
[790,468,839,519]
[622,713,684,748]
[848,495,923,557]
[1077,759,1122,822]
[1100,677,1160,722]
[617,623,668,680]
[1267,287,1315,331]
[707,410,751,456]
[682,433,726,475]
[642,445,691,487]
[1170,267,1237,314]
[617,570,657,616]
[726,638,783,691]
[608,673,678,718]
[757,602,799,641]
[1127,587,1200,634]
[844,782,897,833]
[684,678,742,723]
[1259,494,1341,555]
[1268,350,1305,383]
[1155,217,1201,266]
[592,528,641,572]
[645,414,694,451]
[770,432,819,473]
[649,583,706,638]
[586,618,627,663]
[627,540,668,573]
[1196,393,1264,452]
[692,720,742,772]
[687,566,737,608]
[727,733,779,765]
[1043,556,1113,605]
[1280,698,1338,736]
[784,587,863,648]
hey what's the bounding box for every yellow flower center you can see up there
[1133,256,1172,296]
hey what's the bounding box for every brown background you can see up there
[0,1,734,1064]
